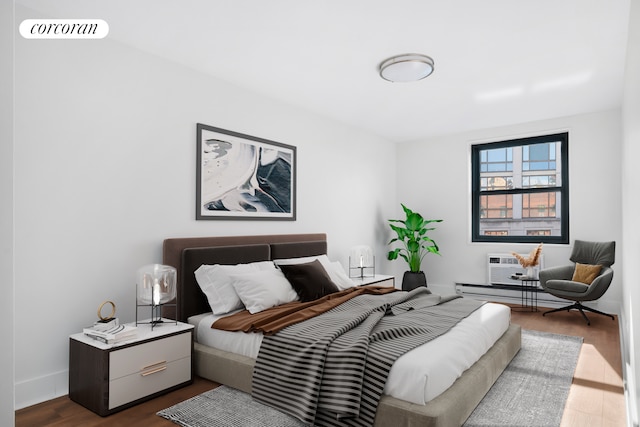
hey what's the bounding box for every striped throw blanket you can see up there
[252,287,485,426]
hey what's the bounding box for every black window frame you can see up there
[471,132,569,244]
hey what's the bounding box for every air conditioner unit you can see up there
[487,253,544,286]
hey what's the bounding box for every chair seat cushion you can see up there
[545,279,590,294]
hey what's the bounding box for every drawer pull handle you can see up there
[141,360,166,371]
[141,365,167,376]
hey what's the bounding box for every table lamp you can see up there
[349,245,375,278]
[136,264,177,328]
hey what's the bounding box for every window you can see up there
[485,230,508,236]
[471,132,569,243]
[527,230,551,236]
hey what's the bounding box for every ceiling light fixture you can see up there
[379,53,435,83]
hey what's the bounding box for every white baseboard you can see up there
[454,283,621,315]
[14,370,68,410]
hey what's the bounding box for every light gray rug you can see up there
[157,385,303,427]
[463,329,582,427]
[158,330,582,427]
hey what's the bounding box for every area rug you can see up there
[158,329,582,427]
[157,385,303,427]
[463,329,582,427]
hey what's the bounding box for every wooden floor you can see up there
[15,304,626,427]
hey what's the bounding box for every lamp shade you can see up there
[379,53,434,82]
[136,264,176,305]
[350,245,374,268]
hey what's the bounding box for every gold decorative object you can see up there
[97,300,116,321]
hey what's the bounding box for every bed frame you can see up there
[163,233,521,427]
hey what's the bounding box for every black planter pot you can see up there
[402,271,427,291]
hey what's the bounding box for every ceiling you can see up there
[16,0,631,143]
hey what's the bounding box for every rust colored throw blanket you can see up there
[212,286,397,335]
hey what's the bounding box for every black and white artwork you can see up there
[196,124,296,220]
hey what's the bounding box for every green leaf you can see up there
[405,213,424,231]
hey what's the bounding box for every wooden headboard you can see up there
[162,233,327,322]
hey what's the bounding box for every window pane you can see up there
[528,144,548,161]
[522,175,555,188]
[480,147,513,172]
[522,192,556,218]
[480,194,513,218]
[487,149,506,162]
[479,191,563,237]
[481,176,513,190]
[523,142,556,171]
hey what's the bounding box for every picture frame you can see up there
[196,123,296,220]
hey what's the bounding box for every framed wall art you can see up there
[196,123,296,220]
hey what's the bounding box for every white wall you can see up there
[395,110,623,315]
[1,1,15,426]
[13,6,396,409]
[622,0,640,424]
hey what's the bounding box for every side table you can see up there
[69,320,194,416]
[518,277,539,311]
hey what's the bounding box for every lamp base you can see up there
[136,302,177,330]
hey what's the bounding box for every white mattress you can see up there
[189,301,510,405]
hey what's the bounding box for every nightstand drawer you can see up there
[110,333,191,380]
[109,356,191,409]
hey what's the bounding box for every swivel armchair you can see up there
[538,240,615,325]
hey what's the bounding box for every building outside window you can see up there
[471,132,569,243]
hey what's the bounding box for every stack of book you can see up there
[83,321,138,344]
[90,317,119,332]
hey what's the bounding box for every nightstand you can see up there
[69,320,193,416]
[351,274,395,288]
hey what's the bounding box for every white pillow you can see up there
[329,261,357,290]
[229,268,299,314]
[194,261,275,315]
[274,255,355,290]
[273,254,329,266]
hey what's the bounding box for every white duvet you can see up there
[189,301,510,405]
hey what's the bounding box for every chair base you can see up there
[542,301,614,326]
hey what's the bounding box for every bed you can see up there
[163,233,521,427]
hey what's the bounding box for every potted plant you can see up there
[387,204,442,291]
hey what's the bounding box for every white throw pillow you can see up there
[274,255,355,290]
[229,268,299,314]
[194,261,275,315]
[329,261,357,290]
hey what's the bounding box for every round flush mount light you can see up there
[379,53,435,82]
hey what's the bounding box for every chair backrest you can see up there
[570,240,616,267]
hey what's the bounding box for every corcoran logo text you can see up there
[20,19,109,39]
